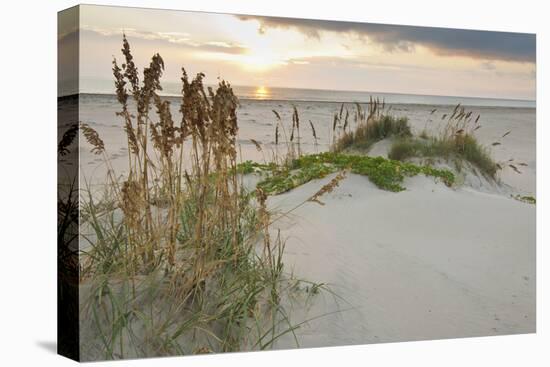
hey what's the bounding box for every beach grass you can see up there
[78,36,323,360]
[332,99,412,153]
[388,105,499,178]
[238,101,454,195]
[389,134,498,178]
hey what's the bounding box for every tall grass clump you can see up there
[388,104,500,178]
[332,98,412,153]
[79,36,313,360]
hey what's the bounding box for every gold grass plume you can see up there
[77,35,337,359]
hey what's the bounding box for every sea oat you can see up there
[250,139,262,151]
[308,170,347,205]
[80,123,105,155]
[58,124,78,156]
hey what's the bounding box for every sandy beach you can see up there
[75,92,536,350]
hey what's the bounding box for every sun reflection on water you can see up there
[254,86,270,100]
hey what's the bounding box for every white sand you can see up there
[270,173,535,348]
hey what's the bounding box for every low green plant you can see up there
[239,152,455,194]
[237,160,277,175]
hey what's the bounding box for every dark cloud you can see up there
[237,15,535,63]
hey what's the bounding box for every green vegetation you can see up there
[239,152,455,194]
[388,105,500,179]
[236,160,277,174]
[333,112,412,153]
[389,134,498,178]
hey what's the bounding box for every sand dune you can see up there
[270,172,535,348]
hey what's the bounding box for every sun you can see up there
[241,50,285,71]
[254,86,270,99]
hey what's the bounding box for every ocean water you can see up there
[76,77,535,108]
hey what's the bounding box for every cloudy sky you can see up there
[64,5,536,100]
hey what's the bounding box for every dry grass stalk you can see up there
[80,123,105,155]
[250,139,262,151]
[308,171,347,206]
[309,120,317,141]
[58,123,78,156]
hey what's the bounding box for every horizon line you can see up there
[74,76,536,103]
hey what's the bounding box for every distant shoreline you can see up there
[60,92,536,109]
